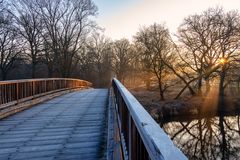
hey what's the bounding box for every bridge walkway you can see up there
[0,89,108,160]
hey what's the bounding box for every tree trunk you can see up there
[32,63,36,78]
[158,78,164,101]
[205,79,211,93]
[145,76,151,90]
[163,62,195,95]
[160,91,164,101]
[218,65,226,112]
[219,69,226,97]
[198,78,202,95]
[174,65,220,99]
[175,76,200,99]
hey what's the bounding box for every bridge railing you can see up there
[0,78,91,107]
[112,78,187,160]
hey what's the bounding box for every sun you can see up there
[219,58,227,65]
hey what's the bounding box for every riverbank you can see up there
[130,85,240,123]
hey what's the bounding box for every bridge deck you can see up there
[0,89,108,160]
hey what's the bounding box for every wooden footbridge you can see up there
[0,78,187,160]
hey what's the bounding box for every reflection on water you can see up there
[160,85,240,159]
[163,114,240,160]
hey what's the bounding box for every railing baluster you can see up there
[0,78,92,117]
[112,78,187,160]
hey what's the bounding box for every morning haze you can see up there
[0,0,240,159]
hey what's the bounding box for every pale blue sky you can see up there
[93,0,138,17]
[93,0,240,41]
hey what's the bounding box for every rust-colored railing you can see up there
[111,78,187,160]
[0,78,92,106]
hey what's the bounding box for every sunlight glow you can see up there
[219,58,227,65]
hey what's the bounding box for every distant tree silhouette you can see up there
[135,23,177,100]
[112,39,136,84]
[35,0,98,78]
[0,10,22,80]
[11,0,43,78]
[86,32,113,87]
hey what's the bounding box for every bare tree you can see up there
[11,0,43,78]
[112,38,135,84]
[36,0,98,78]
[216,10,240,97]
[0,0,5,14]
[0,0,8,25]
[135,23,176,100]
[177,8,222,94]
[86,32,112,86]
[0,13,22,80]
[177,7,240,97]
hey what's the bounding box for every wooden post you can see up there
[33,81,35,98]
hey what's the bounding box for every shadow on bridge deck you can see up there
[0,89,108,160]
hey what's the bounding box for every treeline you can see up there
[134,7,240,100]
[1,1,240,99]
[0,0,112,86]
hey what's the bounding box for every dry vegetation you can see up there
[130,81,240,124]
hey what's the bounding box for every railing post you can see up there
[111,78,187,160]
[131,119,137,160]
[52,80,55,91]
[59,79,60,89]
[128,113,132,159]
[0,78,91,112]
[0,85,1,104]
[16,83,19,104]
[33,81,35,98]
[45,80,47,92]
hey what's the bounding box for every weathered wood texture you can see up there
[0,89,108,160]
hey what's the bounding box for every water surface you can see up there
[163,114,240,160]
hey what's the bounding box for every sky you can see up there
[93,0,240,41]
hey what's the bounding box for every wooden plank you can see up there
[0,89,108,160]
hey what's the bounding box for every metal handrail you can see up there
[0,78,92,106]
[112,78,187,160]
